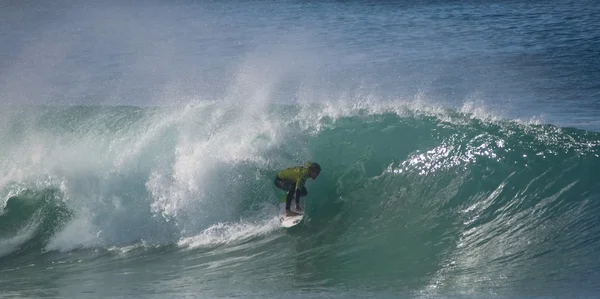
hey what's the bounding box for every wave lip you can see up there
[0,187,73,258]
[0,219,40,258]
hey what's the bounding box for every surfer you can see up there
[275,162,321,217]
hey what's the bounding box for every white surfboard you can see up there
[279,202,304,228]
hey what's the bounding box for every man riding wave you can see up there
[274,162,321,217]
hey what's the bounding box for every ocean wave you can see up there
[0,103,598,293]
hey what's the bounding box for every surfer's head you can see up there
[308,162,321,179]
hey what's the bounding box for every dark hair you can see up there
[309,162,321,171]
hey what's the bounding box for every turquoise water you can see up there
[1,0,600,298]
[1,104,599,298]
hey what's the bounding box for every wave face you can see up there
[1,103,600,295]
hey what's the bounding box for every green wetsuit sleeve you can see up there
[295,178,303,190]
[295,167,309,190]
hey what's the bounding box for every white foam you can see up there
[294,91,541,135]
[146,102,284,221]
[106,242,149,255]
[45,211,102,252]
[178,217,280,250]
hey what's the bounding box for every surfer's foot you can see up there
[286,210,301,217]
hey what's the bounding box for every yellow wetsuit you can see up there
[276,162,312,190]
[275,162,314,210]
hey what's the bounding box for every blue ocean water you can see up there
[1,1,600,298]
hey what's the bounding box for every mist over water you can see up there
[2,1,598,126]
